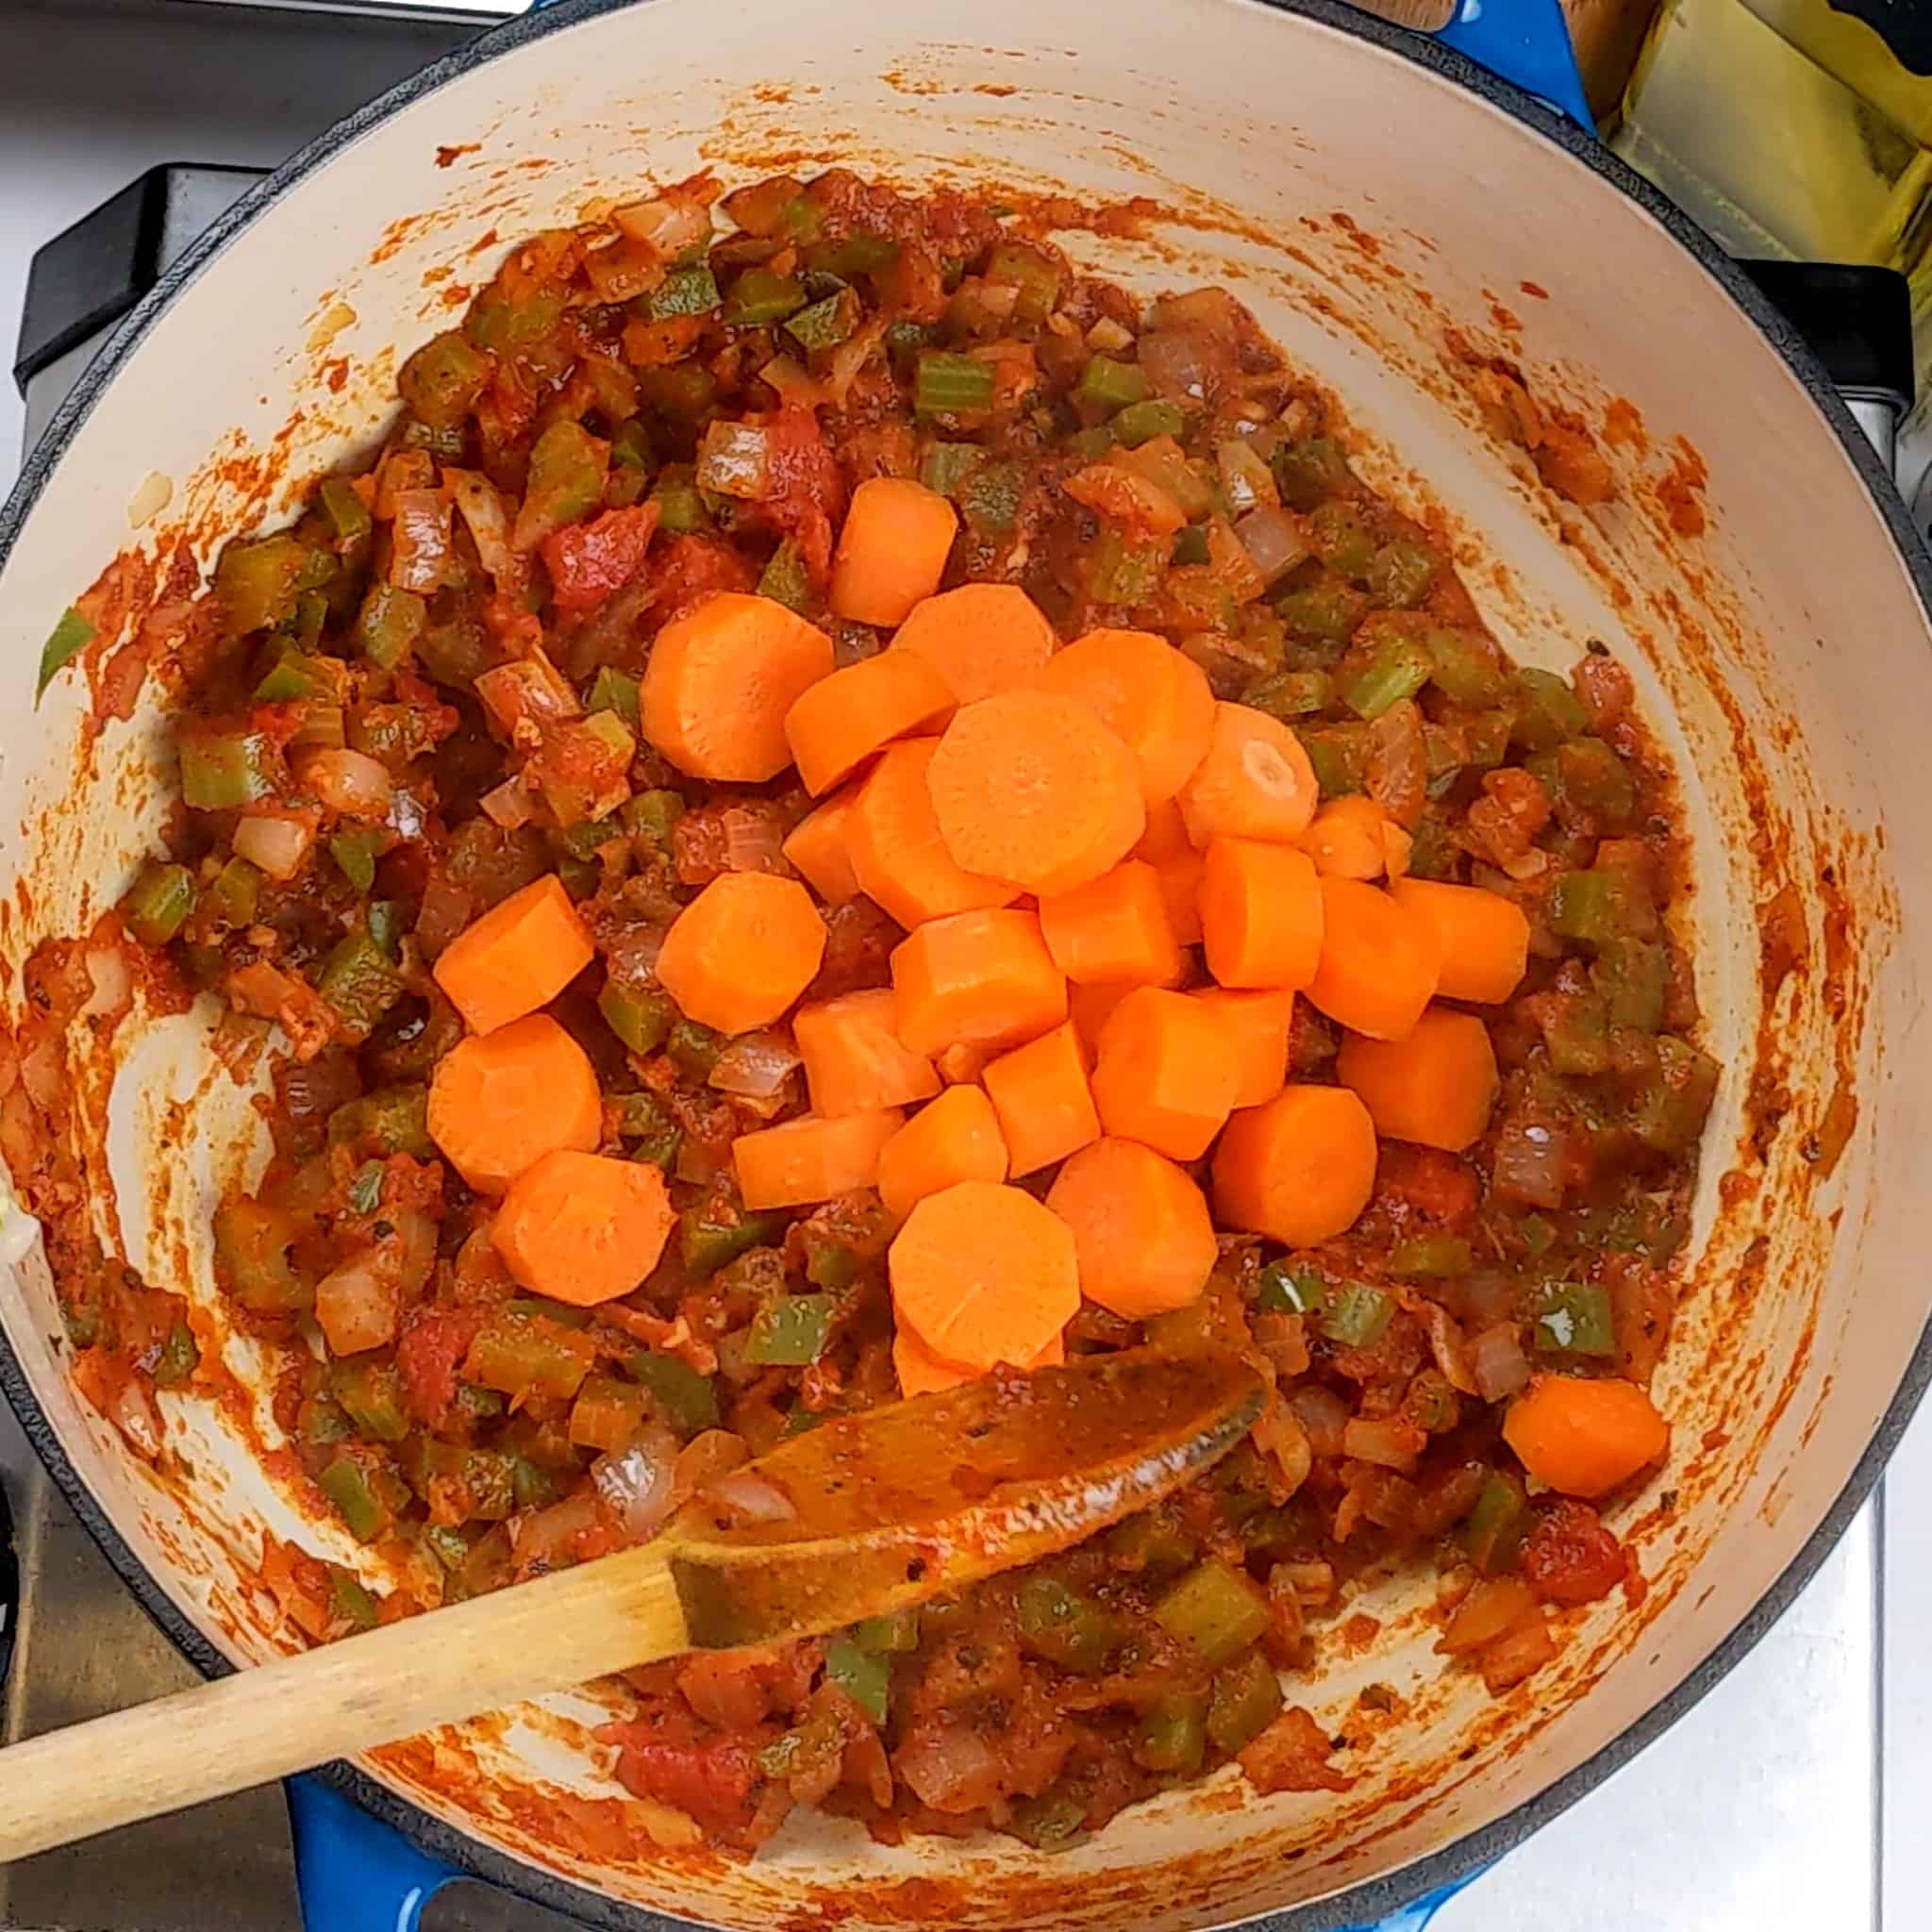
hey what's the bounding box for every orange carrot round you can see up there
[782,787,862,906]
[1177,702,1319,848]
[847,739,1019,929]
[783,649,956,797]
[1212,1084,1378,1247]
[1301,795,1398,880]
[891,582,1058,703]
[1091,986,1240,1161]
[433,874,595,1036]
[1389,877,1530,1004]
[1306,876,1440,1041]
[656,872,826,1036]
[829,477,958,626]
[1337,1007,1498,1153]
[427,1013,600,1194]
[491,1149,675,1307]
[1046,1138,1218,1319]
[733,1108,905,1211]
[1136,794,1191,862]
[1151,847,1206,946]
[891,907,1067,1059]
[1068,980,1136,1058]
[981,1021,1102,1178]
[892,1321,1063,1398]
[1035,627,1216,803]
[794,988,941,1117]
[1191,989,1294,1109]
[1198,838,1324,991]
[927,691,1145,895]
[889,1180,1079,1371]
[639,591,834,782]
[1503,1374,1670,1499]
[876,1083,1009,1219]
[1039,858,1183,988]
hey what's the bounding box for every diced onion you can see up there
[314,1254,396,1357]
[1235,504,1309,585]
[703,1468,796,1526]
[480,776,537,830]
[593,1424,680,1542]
[233,812,315,881]
[695,422,774,500]
[1492,1117,1568,1209]
[300,749,393,820]
[1086,314,1133,353]
[1216,439,1279,516]
[721,806,785,874]
[1341,1416,1425,1472]
[226,960,298,1020]
[708,1031,802,1099]
[109,1375,164,1458]
[1437,1575,1536,1655]
[1288,1386,1349,1459]
[1137,328,1213,404]
[896,1722,1001,1813]
[1470,1323,1531,1402]
[81,941,133,1020]
[611,193,711,257]
[445,468,519,589]
[388,488,452,593]
[675,1428,748,1500]
[1367,699,1428,830]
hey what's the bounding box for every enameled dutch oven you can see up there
[2,3,1930,1927]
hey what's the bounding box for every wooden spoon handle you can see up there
[0,1539,686,1865]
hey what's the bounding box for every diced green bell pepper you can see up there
[1630,1036,1719,1155]
[1154,1558,1272,1666]
[616,1092,682,1172]
[629,1350,720,1434]
[722,268,806,327]
[122,860,198,947]
[668,1017,722,1078]
[398,329,490,428]
[1074,355,1151,413]
[853,1607,922,1653]
[318,475,374,544]
[1531,1280,1616,1357]
[650,471,711,534]
[642,263,720,320]
[1112,398,1188,447]
[354,582,426,669]
[622,787,685,846]
[744,1292,836,1367]
[1256,1260,1324,1318]
[960,458,1024,536]
[921,441,987,499]
[680,1195,781,1276]
[317,929,406,1041]
[37,606,95,699]
[588,665,641,727]
[1275,576,1369,646]
[1342,634,1434,720]
[215,534,313,639]
[569,1374,652,1455]
[1591,938,1667,1032]
[326,1085,433,1159]
[1106,1508,1198,1578]
[783,289,858,352]
[329,1566,381,1631]
[984,242,1060,324]
[1366,537,1438,608]
[1424,626,1508,704]
[599,981,675,1057]
[1538,989,1611,1076]
[257,648,350,704]
[179,724,279,809]
[1510,667,1588,751]
[1462,1470,1528,1570]
[1009,1790,1086,1852]
[153,1319,200,1389]
[1548,866,1657,947]
[320,1456,389,1542]
[212,1196,309,1316]
[1242,669,1331,722]
[1320,1281,1394,1348]
[521,421,608,547]
[758,537,811,612]
[1389,1234,1472,1279]
[331,1358,411,1441]
[1307,502,1376,582]
[328,828,384,894]
[1141,1693,1208,1774]
[1017,1575,1121,1673]
[806,230,899,278]
[347,1161,384,1216]
[824,1634,891,1723]
[1085,525,1164,607]
[1271,437,1354,511]
[464,1303,597,1401]
[1206,1648,1284,1753]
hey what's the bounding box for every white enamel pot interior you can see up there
[3,2,1931,1927]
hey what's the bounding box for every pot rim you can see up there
[2,2,1929,1927]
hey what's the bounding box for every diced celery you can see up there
[623,788,685,845]
[317,930,405,1041]
[758,537,811,612]
[643,263,721,320]
[331,1359,411,1441]
[960,459,1024,536]
[1531,1280,1616,1357]
[367,900,405,961]
[1171,525,1211,567]
[1275,577,1369,645]
[599,981,674,1056]
[318,475,374,543]
[650,470,711,534]
[179,725,278,809]
[854,1607,922,1653]
[1365,537,1438,608]
[326,1085,432,1159]
[215,534,311,639]
[329,1566,381,1631]
[121,860,198,947]
[668,1016,722,1078]
[354,583,426,669]
[1510,667,1588,751]
[1154,1558,1272,1666]
[1461,1470,1527,1570]
[1548,866,1657,947]
[153,1319,200,1388]
[1206,1649,1283,1753]
[1074,355,1151,413]
[320,1457,388,1542]
[1538,990,1611,1075]
[610,417,656,475]
[783,288,858,352]
[1085,525,1164,607]
[1242,669,1331,722]
[1256,1260,1325,1318]
[1389,1234,1472,1278]
[921,441,987,498]
[1106,1507,1199,1578]
[328,829,384,894]
[914,351,995,416]
[1320,1281,1393,1348]
[464,1302,597,1401]
[1141,1693,1208,1773]
[984,242,1060,324]
[1536,736,1638,825]
[257,648,348,704]
[1009,1790,1086,1852]
[37,607,95,699]
[1425,626,1508,704]
[1294,722,1372,798]
[212,1196,309,1316]
[806,230,899,277]
[568,1374,652,1456]
[722,268,806,327]
[1629,1036,1720,1155]
[1306,502,1376,581]
[522,421,608,545]
[1342,634,1434,720]
[1111,398,1187,447]
[629,1351,720,1434]
[1271,437,1354,511]
[347,1161,384,1216]
[1065,424,1114,460]
[399,329,490,428]
[679,1195,780,1275]
[824,1634,891,1723]
[588,665,641,727]
[744,1292,836,1367]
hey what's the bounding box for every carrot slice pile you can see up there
[1503,1374,1670,1499]
[491,1149,675,1306]
[734,1108,905,1211]
[847,739,1019,929]
[1090,986,1240,1161]
[889,1180,1079,1372]
[891,908,1067,1058]
[1177,703,1319,848]
[794,988,941,1117]
[829,478,958,626]
[433,874,595,1036]
[1068,980,1136,1058]
[783,650,955,797]
[890,582,1058,703]
[1212,1084,1378,1247]
[1046,1138,1217,1319]
[1338,1007,1499,1153]
[1034,627,1216,803]
[1198,838,1324,991]
[427,1013,600,1194]
[1039,859,1183,988]
[1389,877,1530,1004]
[981,1021,1101,1177]
[1136,795,1206,943]
[782,787,862,906]
[876,1083,1009,1219]
[1306,876,1440,1041]
[892,1322,1063,1399]
[639,591,833,781]
[656,872,827,1036]
[927,691,1145,895]
[1191,989,1293,1109]
[1302,795,1402,880]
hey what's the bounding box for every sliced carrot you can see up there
[892,1321,1063,1398]
[1091,986,1240,1161]
[1198,838,1324,991]
[734,1108,905,1211]
[1045,1138,1217,1319]
[1136,794,1192,862]
[783,649,956,797]
[1301,795,1400,880]
[794,988,941,1117]
[847,739,1019,929]
[1151,847,1206,947]
[1177,702,1319,848]
[1306,876,1440,1041]
[782,787,862,906]
[876,1083,1009,1219]
[433,874,595,1036]
[981,1021,1102,1178]
[1337,1007,1498,1153]
[491,1149,675,1306]
[890,582,1058,704]
[829,477,958,626]
[1388,877,1530,1004]
[1503,1374,1670,1500]
[889,1180,1079,1371]
[1034,627,1216,804]
[656,872,826,1036]
[1039,859,1183,988]
[936,1041,993,1085]
[1191,989,1293,1109]
[427,1013,600,1194]
[1211,1084,1378,1247]
[891,907,1067,1058]
[1068,980,1136,1058]
[639,591,834,782]
[927,691,1145,895]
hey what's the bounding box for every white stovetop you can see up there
[2,5,1925,1927]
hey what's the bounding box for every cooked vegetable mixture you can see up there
[7,167,1716,1851]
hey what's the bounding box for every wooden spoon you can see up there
[0,1346,1262,1864]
